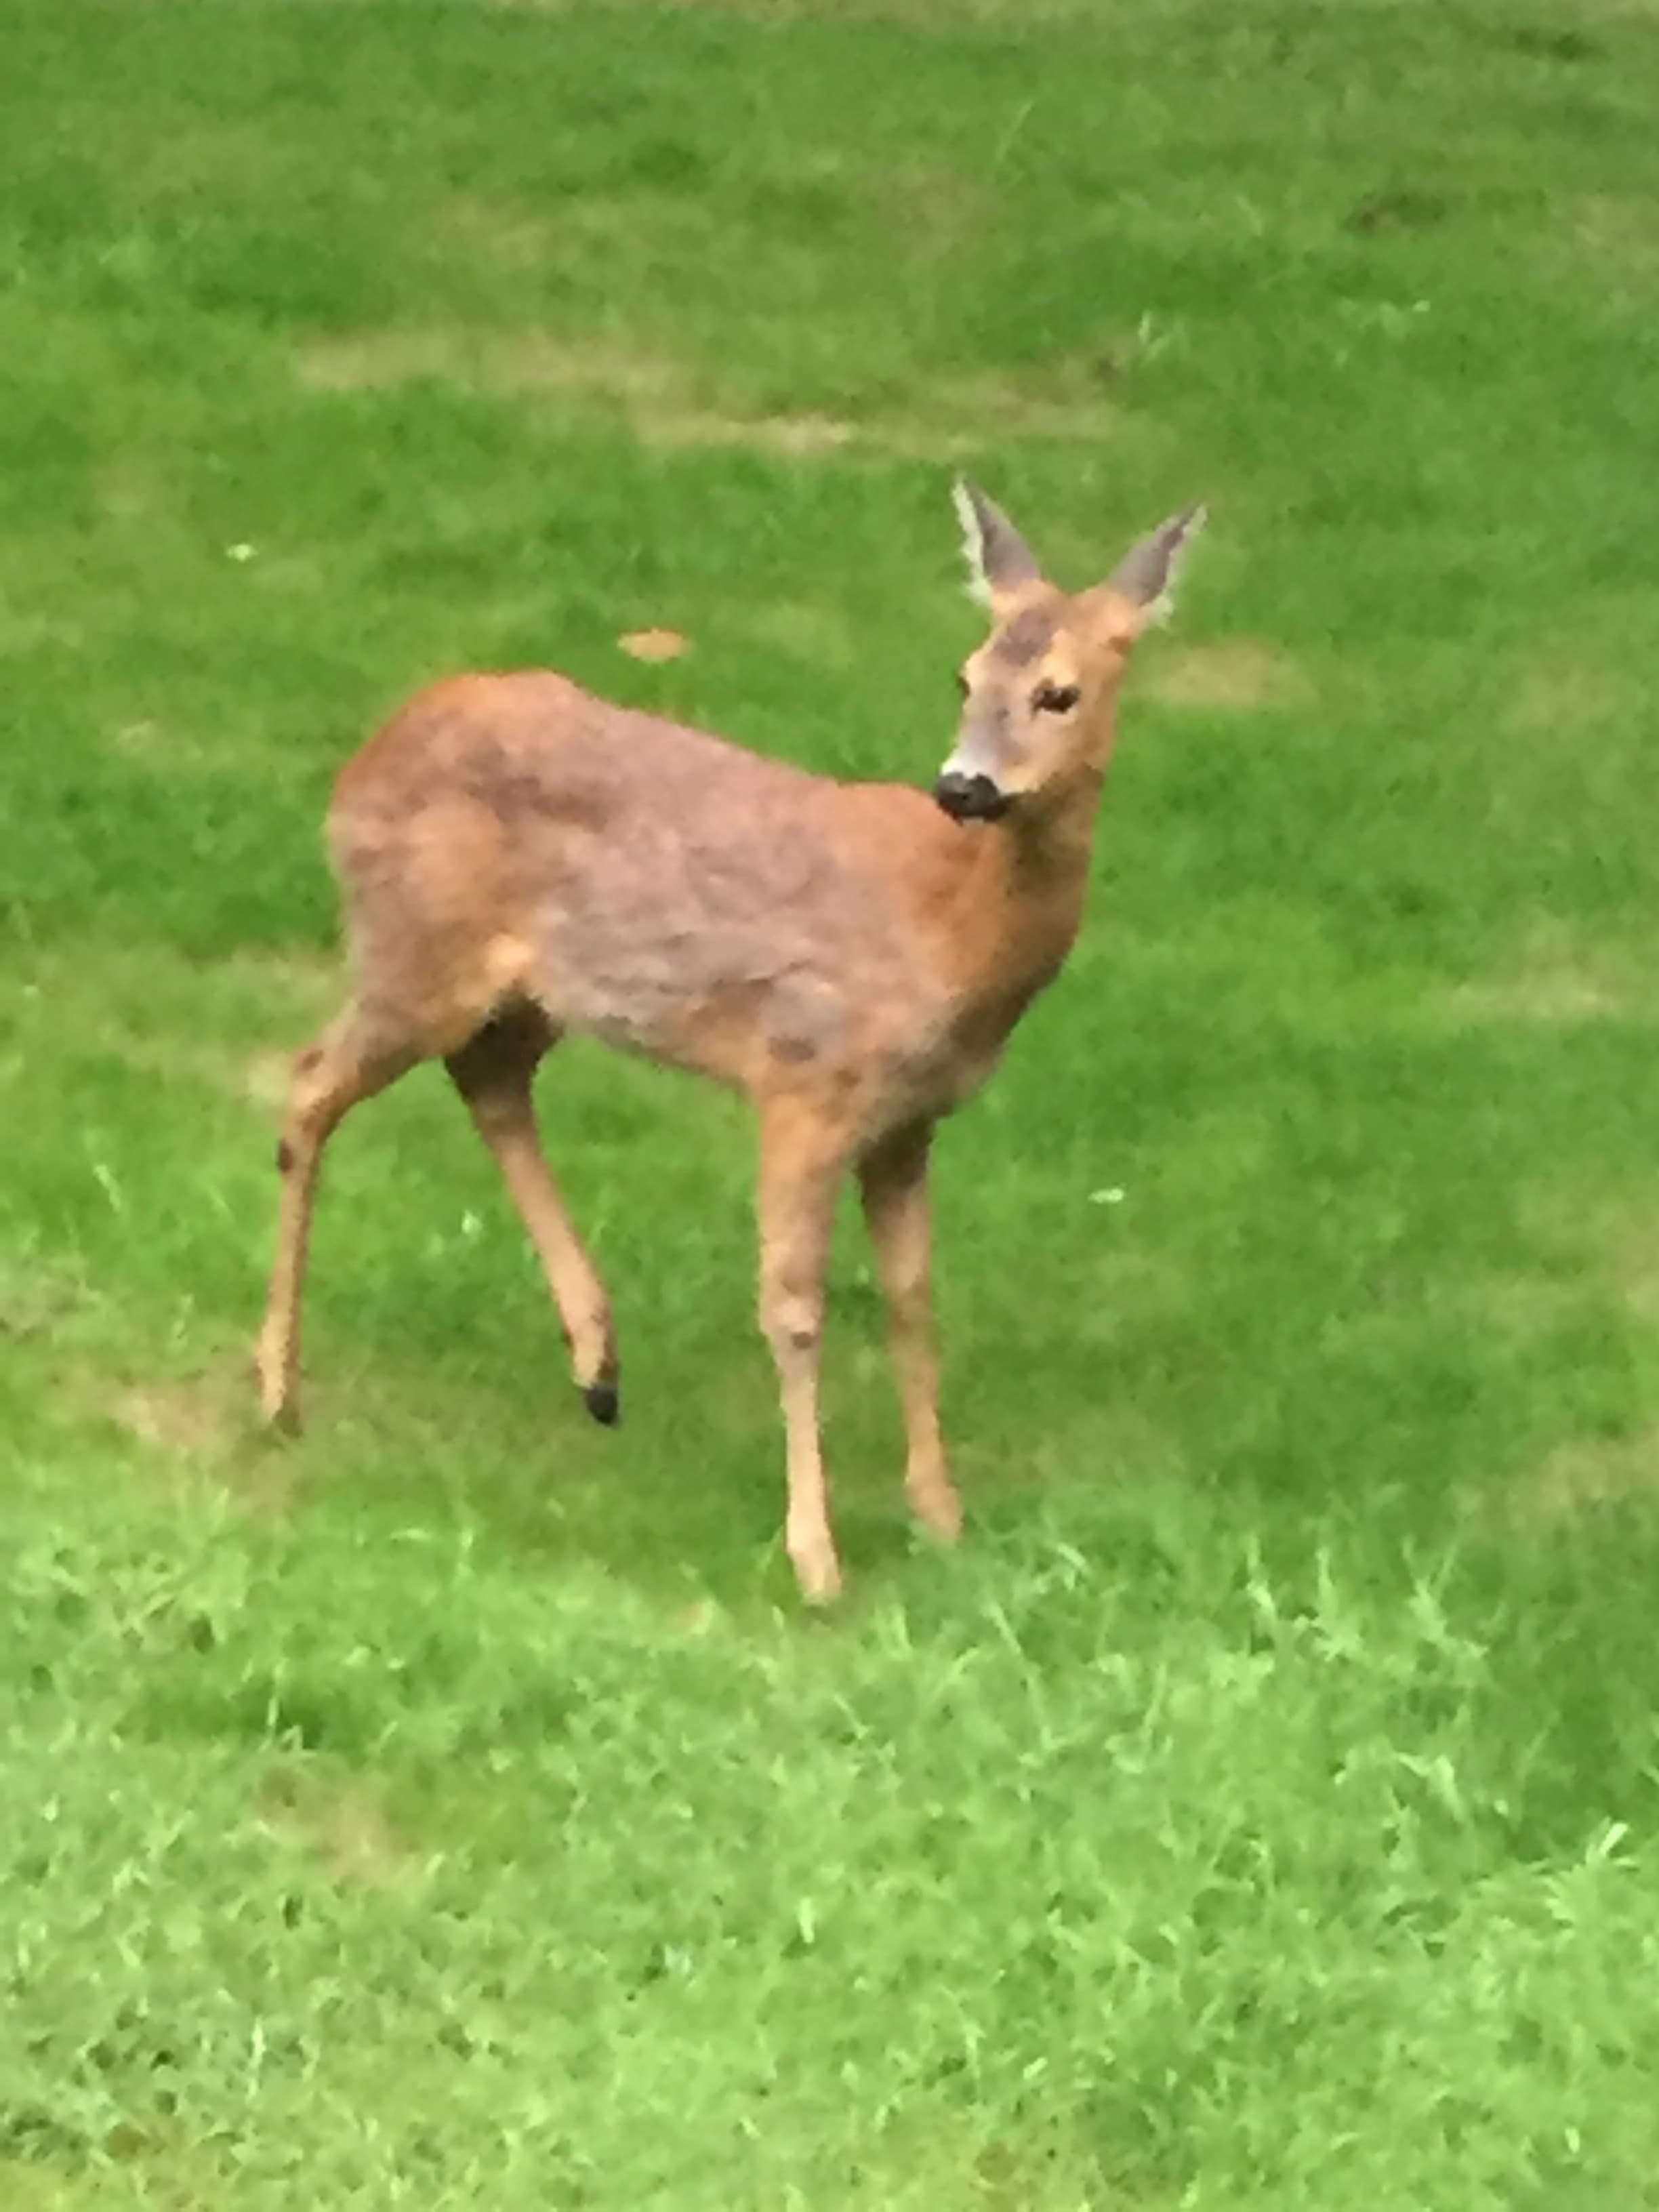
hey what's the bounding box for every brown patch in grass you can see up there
[0,586,84,655]
[98,457,170,525]
[866,352,1130,465]
[112,1377,235,1458]
[1587,1205,1659,1324]
[431,192,563,274]
[1513,1189,1659,1332]
[859,161,984,260]
[106,1364,302,1519]
[492,0,1214,22]
[298,326,649,399]
[109,718,167,762]
[29,941,343,1111]
[295,328,726,431]
[41,997,333,1117]
[20,2124,225,2209]
[1143,639,1307,713]
[258,1763,419,1888]
[1510,1426,1659,1528]
[1450,967,1623,1024]
[1566,192,1659,290]
[1446,922,1637,1025]
[1505,653,1637,735]
[243,1048,298,1110]
[220,944,340,999]
[294,326,1141,462]
[300,326,860,453]
[0,1254,96,1342]
[617,627,690,662]
[695,411,854,455]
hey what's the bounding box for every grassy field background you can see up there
[5,0,1659,2202]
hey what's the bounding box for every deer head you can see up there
[934,481,1206,824]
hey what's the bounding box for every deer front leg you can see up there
[858,1122,962,1546]
[756,1103,848,1604]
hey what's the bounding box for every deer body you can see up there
[257,485,1203,1599]
[333,671,1072,1119]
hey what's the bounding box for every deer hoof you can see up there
[259,1381,303,1438]
[790,1539,844,1607]
[909,1477,963,1544]
[581,1380,621,1427]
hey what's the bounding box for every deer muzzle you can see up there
[933,770,1010,823]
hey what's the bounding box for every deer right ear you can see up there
[952,479,1042,609]
[1103,502,1208,627]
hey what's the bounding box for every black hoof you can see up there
[582,1380,621,1428]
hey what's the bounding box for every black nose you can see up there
[933,771,1009,823]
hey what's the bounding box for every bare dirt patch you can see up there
[258,1763,419,1888]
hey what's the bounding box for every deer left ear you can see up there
[1099,501,1208,629]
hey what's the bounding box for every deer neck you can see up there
[918,762,1105,1021]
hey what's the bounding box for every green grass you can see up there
[5,0,1659,2200]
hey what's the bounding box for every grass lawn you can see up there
[5,0,1659,2200]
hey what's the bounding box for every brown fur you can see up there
[256,485,1203,1600]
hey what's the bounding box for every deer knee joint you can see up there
[762,1282,821,1358]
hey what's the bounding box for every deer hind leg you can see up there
[756,1099,851,1603]
[859,1122,962,1545]
[446,1008,619,1424]
[258,1004,418,1433]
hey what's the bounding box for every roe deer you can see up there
[256,482,1204,1601]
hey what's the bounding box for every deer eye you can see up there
[1033,681,1080,714]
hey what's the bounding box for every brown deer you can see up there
[256,482,1204,1600]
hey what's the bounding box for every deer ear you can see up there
[1103,501,1208,627]
[952,478,1043,609]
